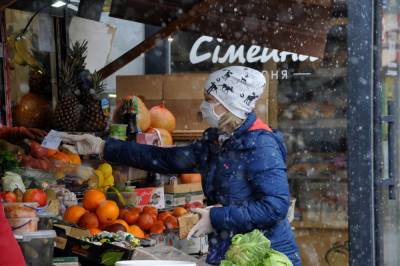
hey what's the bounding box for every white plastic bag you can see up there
[2,171,26,192]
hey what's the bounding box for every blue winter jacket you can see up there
[104,112,301,265]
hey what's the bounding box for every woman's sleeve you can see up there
[0,202,26,266]
[103,138,199,174]
[209,135,290,232]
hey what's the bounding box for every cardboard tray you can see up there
[53,224,155,266]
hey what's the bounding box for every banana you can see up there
[12,52,27,66]
[14,35,40,68]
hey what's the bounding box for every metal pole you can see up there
[347,0,375,265]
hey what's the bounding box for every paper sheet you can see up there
[69,16,116,72]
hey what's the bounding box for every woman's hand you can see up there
[187,208,214,239]
[60,133,105,155]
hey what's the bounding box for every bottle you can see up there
[122,96,141,141]
[124,112,139,141]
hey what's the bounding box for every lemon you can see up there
[103,175,115,187]
[97,163,112,178]
[89,169,104,188]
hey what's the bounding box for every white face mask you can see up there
[200,101,225,127]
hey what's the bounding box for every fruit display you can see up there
[149,102,176,132]
[61,187,197,241]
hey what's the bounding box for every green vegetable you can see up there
[263,249,293,266]
[0,150,19,175]
[220,230,293,266]
[100,250,124,266]
[221,230,271,266]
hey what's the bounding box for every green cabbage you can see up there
[220,230,293,266]
[263,249,293,266]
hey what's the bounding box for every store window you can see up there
[0,1,352,265]
[168,15,349,266]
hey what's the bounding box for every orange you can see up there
[129,225,145,238]
[78,212,99,229]
[179,173,202,184]
[64,205,87,224]
[83,189,106,211]
[96,200,119,224]
[47,149,58,157]
[89,228,102,236]
[50,152,70,163]
[172,207,187,217]
[67,153,81,165]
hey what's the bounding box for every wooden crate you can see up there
[116,73,269,131]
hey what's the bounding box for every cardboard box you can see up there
[165,192,204,208]
[116,73,269,130]
[135,187,165,209]
[164,179,203,194]
[136,132,160,146]
[54,224,136,264]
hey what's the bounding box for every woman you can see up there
[61,66,301,265]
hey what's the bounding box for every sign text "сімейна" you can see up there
[189,36,319,65]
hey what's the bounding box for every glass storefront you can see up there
[1,1,399,265]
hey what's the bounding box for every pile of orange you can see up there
[118,206,186,237]
[64,189,120,235]
[64,189,188,238]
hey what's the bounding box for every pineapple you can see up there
[80,71,106,132]
[53,62,81,131]
[53,41,88,131]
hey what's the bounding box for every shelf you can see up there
[172,130,203,141]
[278,118,347,129]
[289,175,347,182]
[292,220,348,230]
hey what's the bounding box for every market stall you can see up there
[0,0,353,265]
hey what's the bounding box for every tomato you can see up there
[2,192,17,202]
[23,189,47,207]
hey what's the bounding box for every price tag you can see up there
[41,130,62,149]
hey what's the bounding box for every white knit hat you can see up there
[204,66,267,119]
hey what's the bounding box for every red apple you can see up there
[23,189,47,207]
